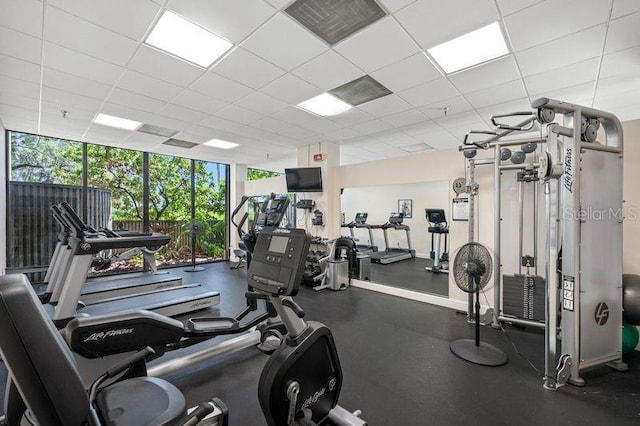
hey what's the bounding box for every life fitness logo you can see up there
[594,302,609,326]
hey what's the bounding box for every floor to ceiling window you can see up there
[6,130,230,282]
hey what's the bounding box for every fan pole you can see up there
[185,159,205,272]
[475,278,481,347]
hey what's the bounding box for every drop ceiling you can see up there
[0,0,639,169]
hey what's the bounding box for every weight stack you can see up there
[503,274,546,322]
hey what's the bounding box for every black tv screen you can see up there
[285,167,323,193]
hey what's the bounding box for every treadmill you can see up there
[50,202,219,326]
[43,204,184,306]
[341,213,378,254]
[369,213,416,264]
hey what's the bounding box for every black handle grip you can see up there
[106,346,155,378]
[283,299,305,318]
[245,291,269,301]
[231,196,249,220]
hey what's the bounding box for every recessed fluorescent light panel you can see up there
[94,113,141,131]
[204,139,239,149]
[297,93,352,116]
[146,10,233,67]
[427,22,509,74]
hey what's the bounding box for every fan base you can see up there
[450,339,508,366]
[184,266,206,272]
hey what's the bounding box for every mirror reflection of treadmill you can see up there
[369,213,416,264]
[341,213,378,255]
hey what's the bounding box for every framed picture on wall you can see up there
[398,199,412,218]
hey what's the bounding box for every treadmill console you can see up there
[354,212,368,224]
[389,212,404,225]
[426,209,447,225]
[249,227,311,297]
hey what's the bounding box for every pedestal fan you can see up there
[450,242,508,366]
[184,219,206,272]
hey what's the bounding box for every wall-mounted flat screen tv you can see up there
[285,167,323,192]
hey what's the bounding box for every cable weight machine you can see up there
[458,98,627,389]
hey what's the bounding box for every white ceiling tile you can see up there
[107,88,166,113]
[242,13,329,71]
[143,114,192,132]
[524,58,598,95]
[378,0,417,13]
[418,96,473,119]
[260,73,322,104]
[324,126,363,141]
[505,0,609,51]
[190,72,253,103]
[0,26,42,64]
[395,0,498,49]
[265,0,291,9]
[45,7,139,66]
[449,55,520,93]
[158,103,210,123]
[380,109,428,127]
[167,0,275,45]
[357,94,412,118]
[128,46,204,87]
[0,54,41,83]
[596,74,640,99]
[276,125,318,140]
[328,108,374,126]
[349,119,393,135]
[465,79,527,108]
[41,86,104,111]
[234,91,288,115]
[292,50,364,90]
[100,102,155,123]
[612,0,640,19]
[41,100,97,121]
[270,107,317,125]
[370,53,441,93]
[334,17,420,73]
[0,104,38,122]
[213,48,285,89]
[397,78,458,107]
[300,118,344,133]
[199,115,245,132]
[172,90,228,115]
[0,92,39,110]
[414,130,460,150]
[44,42,124,86]
[1,0,43,38]
[516,25,606,77]
[531,82,595,105]
[0,116,38,133]
[0,75,41,99]
[600,46,640,79]
[85,123,133,143]
[250,116,290,133]
[119,132,167,150]
[435,110,485,129]
[183,124,221,139]
[605,11,640,54]
[43,67,113,100]
[48,0,160,40]
[216,104,264,124]
[117,70,184,102]
[496,0,544,16]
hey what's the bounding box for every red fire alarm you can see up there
[313,153,324,162]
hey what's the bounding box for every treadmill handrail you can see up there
[68,234,171,254]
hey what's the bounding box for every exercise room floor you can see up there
[2,263,639,425]
[369,256,449,296]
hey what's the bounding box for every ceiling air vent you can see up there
[162,139,198,149]
[138,124,179,138]
[285,0,386,45]
[329,75,392,106]
[399,143,432,153]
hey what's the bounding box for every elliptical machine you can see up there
[249,227,366,426]
[425,209,449,273]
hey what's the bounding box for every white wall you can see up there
[0,121,6,275]
[341,181,449,257]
